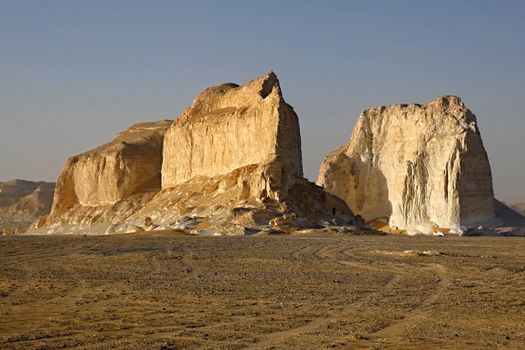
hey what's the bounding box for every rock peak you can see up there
[257,71,280,98]
[176,72,284,127]
[241,71,280,99]
[428,95,465,109]
[254,70,278,82]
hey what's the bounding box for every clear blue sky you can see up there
[1,0,524,203]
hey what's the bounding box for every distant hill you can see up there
[0,179,55,234]
[511,203,525,216]
[494,200,525,227]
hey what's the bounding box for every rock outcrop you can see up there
[33,121,172,230]
[162,72,302,201]
[0,179,54,234]
[126,72,353,234]
[32,73,358,235]
[318,96,495,233]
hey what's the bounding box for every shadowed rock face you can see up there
[511,203,525,216]
[495,200,525,227]
[318,96,495,233]
[32,73,356,235]
[0,180,55,233]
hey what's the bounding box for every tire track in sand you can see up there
[347,263,451,349]
[248,243,406,349]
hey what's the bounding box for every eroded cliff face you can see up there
[127,72,353,234]
[318,96,495,233]
[162,72,303,201]
[32,73,356,235]
[39,120,172,227]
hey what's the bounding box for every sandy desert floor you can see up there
[1,232,524,349]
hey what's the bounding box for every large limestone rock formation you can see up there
[0,179,54,234]
[32,72,357,235]
[318,96,495,233]
[123,72,355,234]
[33,120,172,230]
[162,72,302,201]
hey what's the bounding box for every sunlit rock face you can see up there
[32,73,356,235]
[142,72,353,234]
[318,96,495,233]
[43,120,172,225]
[162,72,303,201]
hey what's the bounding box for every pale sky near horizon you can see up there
[1,1,524,203]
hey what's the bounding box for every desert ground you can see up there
[1,232,524,349]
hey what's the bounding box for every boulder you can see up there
[318,96,495,233]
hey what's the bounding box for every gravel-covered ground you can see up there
[1,232,524,349]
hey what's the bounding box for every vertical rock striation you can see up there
[318,96,495,233]
[162,72,303,201]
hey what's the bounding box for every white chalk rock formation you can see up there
[318,96,495,233]
[135,72,354,233]
[32,72,357,235]
[162,72,302,201]
[33,121,172,230]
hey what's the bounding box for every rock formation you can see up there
[32,120,172,230]
[162,72,302,202]
[32,72,357,235]
[318,96,495,233]
[0,179,54,234]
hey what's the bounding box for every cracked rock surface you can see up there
[318,96,495,233]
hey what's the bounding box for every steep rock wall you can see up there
[47,120,172,221]
[162,72,303,201]
[318,96,495,232]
